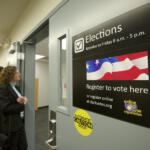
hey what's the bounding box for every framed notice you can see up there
[73,4,150,127]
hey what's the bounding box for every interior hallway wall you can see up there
[9,0,61,42]
[35,60,49,107]
[0,47,8,66]
[0,0,62,66]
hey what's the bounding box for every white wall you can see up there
[35,60,49,107]
[49,1,150,150]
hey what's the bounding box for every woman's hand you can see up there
[17,97,24,104]
[17,97,28,105]
[23,97,28,105]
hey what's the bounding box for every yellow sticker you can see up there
[73,109,93,136]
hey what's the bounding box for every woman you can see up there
[0,66,28,150]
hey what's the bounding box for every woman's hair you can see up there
[0,66,3,72]
[0,66,17,85]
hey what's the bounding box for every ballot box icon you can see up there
[74,38,84,53]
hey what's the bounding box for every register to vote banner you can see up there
[72,3,150,127]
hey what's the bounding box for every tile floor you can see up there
[35,107,50,150]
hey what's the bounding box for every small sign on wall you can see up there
[73,109,93,136]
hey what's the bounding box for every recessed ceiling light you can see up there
[35,54,45,60]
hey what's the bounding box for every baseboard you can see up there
[38,106,48,109]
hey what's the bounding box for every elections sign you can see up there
[72,4,150,127]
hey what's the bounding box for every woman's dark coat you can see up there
[0,84,24,134]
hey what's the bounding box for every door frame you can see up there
[21,1,70,150]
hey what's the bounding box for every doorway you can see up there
[23,21,56,150]
[35,36,49,150]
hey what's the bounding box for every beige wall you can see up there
[0,0,61,66]
[0,47,8,67]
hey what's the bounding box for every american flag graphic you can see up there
[86,51,149,80]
